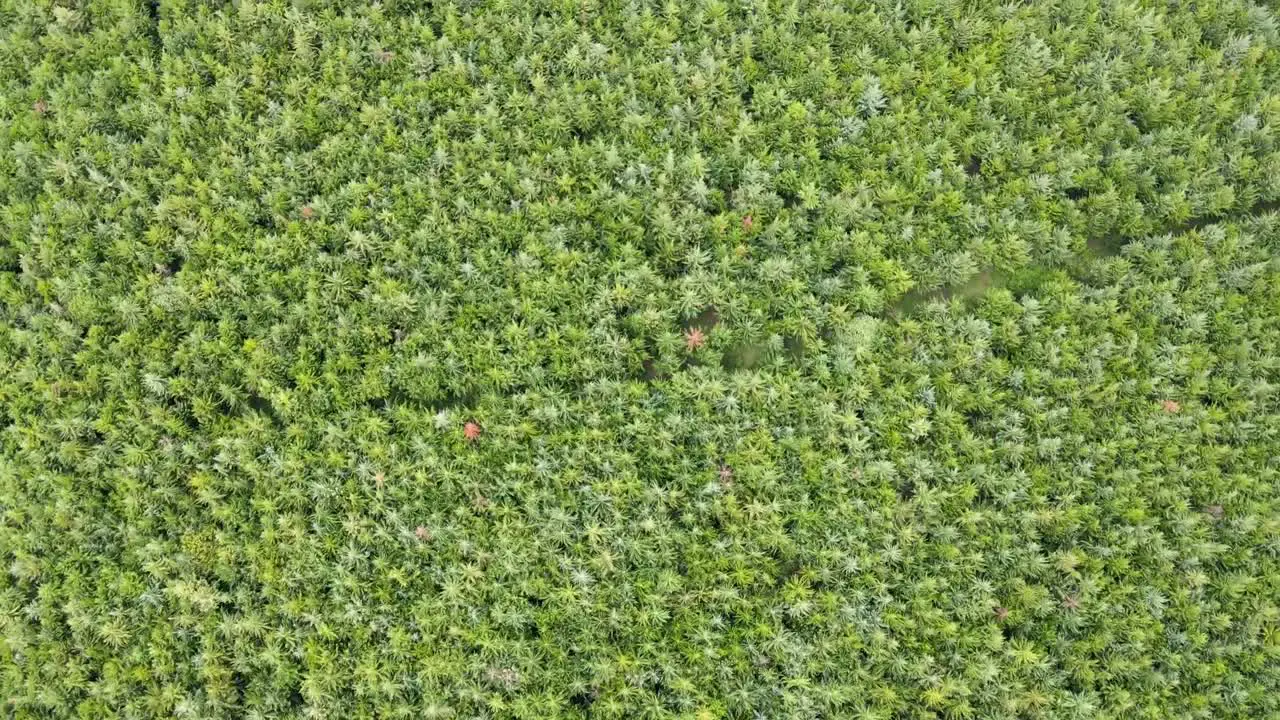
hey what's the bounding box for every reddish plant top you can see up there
[464,421,482,441]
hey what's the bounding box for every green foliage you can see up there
[2,0,1280,717]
